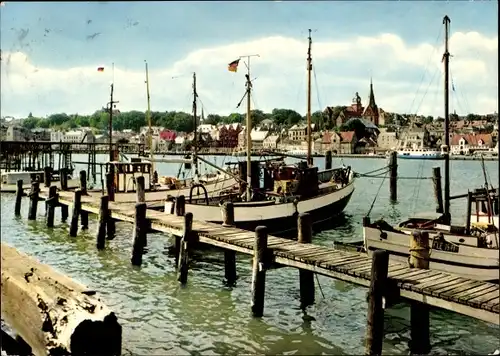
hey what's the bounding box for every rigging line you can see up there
[411,159,425,215]
[312,65,322,112]
[408,25,443,114]
[449,68,465,114]
[366,171,388,217]
[414,64,440,116]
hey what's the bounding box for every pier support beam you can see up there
[96,195,109,250]
[432,167,444,214]
[131,202,148,266]
[325,150,332,170]
[177,212,193,284]
[173,195,186,265]
[43,166,52,188]
[46,185,58,228]
[79,170,87,195]
[298,213,315,309]
[27,182,40,220]
[106,171,114,202]
[389,151,397,202]
[135,176,145,203]
[60,168,68,191]
[222,202,237,286]
[409,231,431,355]
[15,179,23,216]
[69,189,82,237]
[251,226,268,318]
[365,249,389,356]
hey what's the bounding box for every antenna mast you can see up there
[443,15,451,223]
[306,29,313,166]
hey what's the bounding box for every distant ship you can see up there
[396,148,444,160]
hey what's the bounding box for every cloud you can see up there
[1,30,497,120]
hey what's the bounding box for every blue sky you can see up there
[1,1,498,119]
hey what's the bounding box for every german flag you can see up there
[97,66,104,72]
[228,59,239,72]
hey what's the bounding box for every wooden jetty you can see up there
[7,174,500,355]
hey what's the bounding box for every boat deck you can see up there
[39,187,500,325]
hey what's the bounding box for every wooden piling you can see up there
[389,151,397,201]
[135,176,145,203]
[27,182,40,220]
[409,231,431,355]
[46,186,58,228]
[131,203,148,266]
[251,226,268,317]
[176,195,186,216]
[96,195,109,250]
[79,170,87,195]
[365,249,389,356]
[325,150,332,170]
[222,202,237,286]
[43,166,52,188]
[432,167,444,213]
[465,191,472,235]
[107,217,116,240]
[177,212,193,284]
[298,213,315,309]
[106,171,114,202]
[15,179,23,216]
[60,168,68,191]
[61,204,69,223]
[69,189,82,237]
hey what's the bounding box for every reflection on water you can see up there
[1,156,499,355]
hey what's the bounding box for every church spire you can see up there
[368,77,376,108]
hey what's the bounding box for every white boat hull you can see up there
[165,178,355,236]
[396,150,444,160]
[363,226,500,281]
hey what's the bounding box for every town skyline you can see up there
[1,1,497,119]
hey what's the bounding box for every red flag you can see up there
[228,59,239,72]
[97,66,104,72]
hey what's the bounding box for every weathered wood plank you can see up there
[1,243,122,356]
[439,280,486,298]
[412,276,463,293]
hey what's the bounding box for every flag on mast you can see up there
[97,66,104,72]
[228,59,240,72]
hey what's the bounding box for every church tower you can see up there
[362,78,379,126]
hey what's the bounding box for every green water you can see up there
[1,156,498,355]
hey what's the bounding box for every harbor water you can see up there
[1,155,499,355]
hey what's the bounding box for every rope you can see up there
[366,171,388,217]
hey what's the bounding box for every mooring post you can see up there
[96,195,109,250]
[465,191,472,235]
[79,170,89,229]
[131,202,148,266]
[106,171,114,202]
[432,167,444,213]
[325,150,332,170]
[177,212,193,284]
[365,249,389,356]
[15,179,23,216]
[298,213,315,309]
[46,185,58,228]
[251,226,268,318]
[27,182,40,220]
[174,195,186,264]
[222,202,237,286]
[409,231,431,355]
[79,170,87,195]
[43,166,52,188]
[60,168,68,191]
[135,176,145,203]
[107,215,116,240]
[389,151,397,201]
[69,189,82,237]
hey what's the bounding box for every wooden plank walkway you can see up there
[41,188,500,325]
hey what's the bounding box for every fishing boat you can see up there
[396,148,444,160]
[164,31,355,236]
[100,64,239,203]
[363,16,499,282]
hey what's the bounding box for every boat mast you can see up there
[108,83,114,162]
[145,60,154,172]
[443,15,451,223]
[192,72,199,178]
[306,29,313,166]
[245,58,253,201]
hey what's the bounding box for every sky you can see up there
[0,1,498,120]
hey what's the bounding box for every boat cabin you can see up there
[106,160,152,193]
